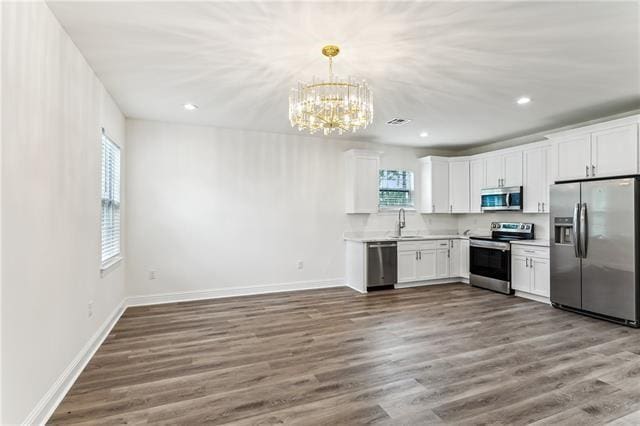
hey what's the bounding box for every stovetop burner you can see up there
[470,222,535,242]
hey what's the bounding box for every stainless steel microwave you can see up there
[481,186,523,211]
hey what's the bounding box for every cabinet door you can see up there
[531,257,550,297]
[397,251,418,283]
[449,160,470,213]
[436,248,450,278]
[555,135,591,181]
[523,148,544,213]
[449,240,460,277]
[484,155,503,188]
[591,124,639,178]
[541,146,553,212]
[503,151,523,187]
[460,240,470,279]
[345,153,380,213]
[432,160,450,213]
[469,159,485,213]
[416,249,437,281]
[511,255,530,292]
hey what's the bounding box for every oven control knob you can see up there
[520,224,525,229]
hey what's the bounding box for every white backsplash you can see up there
[345,211,458,239]
[457,213,550,240]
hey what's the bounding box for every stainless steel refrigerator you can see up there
[550,177,639,327]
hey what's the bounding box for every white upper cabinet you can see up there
[484,155,503,188]
[591,124,638,178]
[555,134,592,181]
[344,149,380,214]
[483,152,522,188]
[549,117,639,182]
[503,152,523,187]
[469,159,485,213]
[420,156,449,213]
[523,146,552,213]
[448,160,470,213]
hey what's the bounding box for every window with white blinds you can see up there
[101,132,121,266]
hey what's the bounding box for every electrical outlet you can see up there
[297,261,304,270]
[88,300,94,318]
[149,270,157,280]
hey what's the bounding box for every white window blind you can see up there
[101,132,121,266]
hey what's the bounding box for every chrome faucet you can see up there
[396,208,406,237]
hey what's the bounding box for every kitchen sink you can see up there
[396,235,425,240]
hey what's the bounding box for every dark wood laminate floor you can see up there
[50,284,640,425]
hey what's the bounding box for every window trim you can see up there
[100,128,122,270]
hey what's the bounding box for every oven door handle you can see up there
[506,192,511,207]
[470,240,511,251]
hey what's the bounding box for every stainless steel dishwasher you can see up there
[366,242,397,290]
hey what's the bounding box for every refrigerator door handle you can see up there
[580,202,588,258]
[572,202,581,258]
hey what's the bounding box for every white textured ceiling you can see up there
[47,1,640,148]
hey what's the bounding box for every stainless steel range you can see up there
[469,222,534,294]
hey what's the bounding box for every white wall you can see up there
[1,2,126,424]
[125,119,456,299]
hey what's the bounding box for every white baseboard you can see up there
[23,301,126,425]
[395,277,469,289]
[125,278,345,307]
[515,290,551,305]
[344,282,366,294]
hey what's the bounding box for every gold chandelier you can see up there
[289,45,373,136]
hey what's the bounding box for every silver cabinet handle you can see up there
[432,204,435,213]
[416,251,418,261]
[537,202,540,212]
[585,165,589,177]
[530,258,534,268]
[525,257,529,267]
[419,251,422,260]
[541,202,545,212]
[447,249,450,258]
[592,164,596,176]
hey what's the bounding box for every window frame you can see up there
[378,169,416,211]
[100,129,122,271]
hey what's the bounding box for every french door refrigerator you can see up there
[550,177,639,327]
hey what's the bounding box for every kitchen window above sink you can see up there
[379,169,414,210]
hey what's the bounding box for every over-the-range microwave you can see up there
[480,186,523,211]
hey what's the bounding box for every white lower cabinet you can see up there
[417,249,437,280]
[531,257,550,296]
[511,255,530,292]
[449,239,460,277]
[460,239,470,279]
[511,245,550,298]
[436,248,450,279]
[398,239,464,284]
[398,250,418,283]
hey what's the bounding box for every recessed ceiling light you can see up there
[183,103,198,111]
[420,132,429,138]
[516,97,531,105]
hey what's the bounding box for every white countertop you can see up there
[344,234,470,243]
[510,239,550,247]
